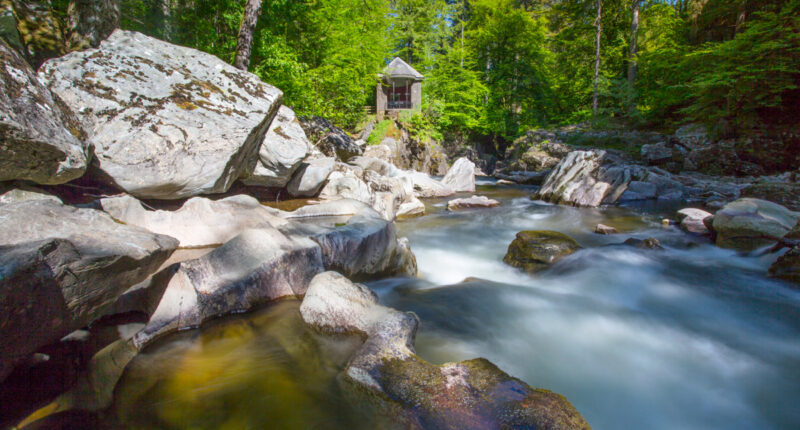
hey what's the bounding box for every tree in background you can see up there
[233,0,261,70]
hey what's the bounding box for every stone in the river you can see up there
[134,228,323,347]
[300,271,591,430]
[286,156,335,197]
[677,208,713,235]
[39,30,282,199]
[712,198,800,250]
[768,248,800,284]
[241,105,310,188]
[396,196,426,218]
[595,224,619,235]
[441,157,476,193]
[446,195,499,211]
[622,237,663,250]
[503,230,581,273]
[0,200,177,382]
[0,38,88,185]
[405,171,455,198]
[535,150,631,207]
[100,194,287,248]
[279,200,417,280]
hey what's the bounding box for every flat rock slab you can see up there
[40,30,282,199]
[242,105,309,188]
[101,194,288,248]
[300,271,590,430]
[0,39,87,185]
[0,200,178,381]
[446,195,499,211]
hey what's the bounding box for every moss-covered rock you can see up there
[503,230,581,273]
[769,248,800,284]
[712,198,800,250]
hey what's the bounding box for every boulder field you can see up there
[1,29,589,429]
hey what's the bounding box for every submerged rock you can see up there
[622,237,664,250]
[100,194,287,248]
[446,195,500,211]
[0,200,177,382]
[241,105,310,188]
[713,198,800,250]
[300,271,590,430]
[40,30,282,199]
[769,248,800,284]
[441,157,476,193]
[0,38,88,185]
[503,230,581,273]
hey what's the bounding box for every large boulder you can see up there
[300,116,362,161]
[503,230,581,273]
[535,150,631,207]
[741,182,800,212]
[279,200,417,280]
[100,194,288,248]
[133,228,323,347]
[441,157,476,193]
[40,30,282,199]
[713,198,800,250]
[286,156,335,197]
[769,248,800,284]
[300,271,590,430]
[0,200,178,381]
[241,105,310,188]
[406,171,455,198]
[0,38,88,185]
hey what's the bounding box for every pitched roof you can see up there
[382,57,424,80]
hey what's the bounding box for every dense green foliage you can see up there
[52,0,798,143]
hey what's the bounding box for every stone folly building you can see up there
[376,57,423,119]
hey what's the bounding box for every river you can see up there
[107,179,800,429]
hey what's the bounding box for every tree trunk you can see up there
[627,0,640,86]
[233,0,262,71]
[67,0,120,50]
[735,0,746,35]
[593,0,602,117]
[160,0,173,42]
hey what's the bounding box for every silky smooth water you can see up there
[369,180,800,430]
[101,181,800,430]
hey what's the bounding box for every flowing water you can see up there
[100,180,800,429]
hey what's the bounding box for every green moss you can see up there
[503,230,581,273]
[366,119,396,146]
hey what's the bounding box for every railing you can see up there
[388,100,412,109]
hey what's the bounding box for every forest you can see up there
[93,0,800,143]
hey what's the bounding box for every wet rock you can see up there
[0,200,177,382]
[100,194,288,248]
[713,198,800,250]
[40,30,282,199]
[300,271,590,430]
[619,181,657,201]
[0,38,88,185]
[446,195,500,211]
[595,224,618,235]
[741,182,800,212]
[493,170,550,185]
[503,230,581,273]
[622,237,663,250]
[134,228,323,347]
[677,208,713,235]
[441,157,476,193]
[286,156,335,197]
[300,116,362,161]
[279,201,417,280]
[769,249,800,284]
[241,106,310,188]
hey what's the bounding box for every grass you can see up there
[367,119,400,146]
